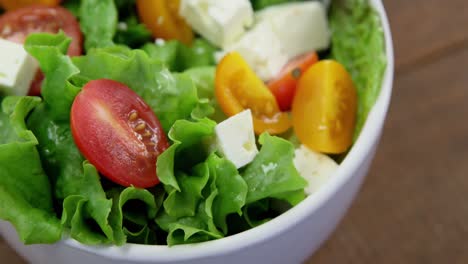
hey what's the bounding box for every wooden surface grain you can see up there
[1,1,466,263]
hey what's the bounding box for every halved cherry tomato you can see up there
[292,60,357,154]
[136,0,193,45]
[216,52,291,135]
[0,0,60,11]
[268,52,319,111]
[0,5,83,95]
[71,79,169,188]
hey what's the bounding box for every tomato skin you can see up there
[0,5,82,55]
[71,79,169,188]
[292,60,357,154]
[215,52,291,135]
[136,0,193,45]
[0,5,83,95]
[0,0,60,11]
[268,52,319,111]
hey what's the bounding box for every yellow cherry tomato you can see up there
[292,60,357,154]
[215,52,291,135]
[136,0,193,45]
[0,0,60,11]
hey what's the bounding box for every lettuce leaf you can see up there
[141,41,180,71]
[329,0,387,138]
[242,133,307,205]
[157,118,216,191]
[0,96,62,244]
[156,161,223,246]
[79,0,118,51]
[106,186,161,245]
[27,103,121,245]
[24,32,80,121]
[183,67,227,123]
[114,15,152,48]
[142,39,217,72]
[178,39,218,70]
[155,118,248,244]
[156,153,248,245]
[207,155,247,234]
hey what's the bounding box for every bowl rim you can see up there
[62,0,395,261]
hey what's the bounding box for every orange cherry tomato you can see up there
[268,52,319,111]
[136,0,193,45]
[292,60,357,154]
[215,52,291,135]
[0,0,60,11]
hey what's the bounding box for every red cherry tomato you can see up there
[71,79,169,188]
[0,5,83,95]
[267,52,319,111]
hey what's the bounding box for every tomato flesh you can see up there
[136,0,193,45]
[292,60,357,154]
[71,79,169,188]
[215,52,291,135]
[0,5,83,95]
[268,52,319,111]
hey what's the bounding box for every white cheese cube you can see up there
[215,109,258,168]
[293,144,338,195]
[256,1,330,58]
[220,21,288,81]
[0,38,38,96]
[180,0,254,49]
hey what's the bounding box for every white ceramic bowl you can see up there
[0,1,394,263]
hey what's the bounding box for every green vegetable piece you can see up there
[24,32,80,121]
[0,96,62,244]
[156,164,223,246]
[163,169,210,219]
[207,154,247,234]
[106,186,160,245]
[183,67,227,122]
[141,41,181,71]
[242,133,307,204]
[329,0,387,139]
[28,105,120,245]
[157,118,216,191]
[114,15,152,48]
[178,39,217,70]
[79,0,118,51]
[142,38,217,72]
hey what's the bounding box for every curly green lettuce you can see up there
[329,0,387,138]
[0,96,62,244]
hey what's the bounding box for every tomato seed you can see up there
[142,130,152,137]
[128,111,138,121]
[134,123,146,131]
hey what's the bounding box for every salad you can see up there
[0,0,386,246]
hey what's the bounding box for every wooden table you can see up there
[2,0,467,263]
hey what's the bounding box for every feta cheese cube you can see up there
[0,38,38,96]
[256,1,330,59]
[220,21,288,81]
[293,145,338,195]
[180,0,254,48]
[215,109,258,168]
[217,2,330,81]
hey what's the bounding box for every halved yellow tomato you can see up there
[215,52,291,135]
[292,60,357,154]
[136,0,193,45]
